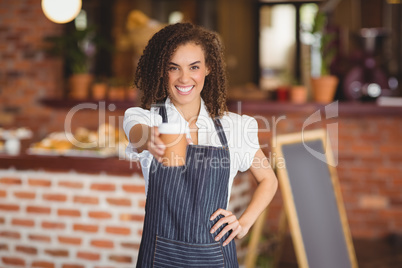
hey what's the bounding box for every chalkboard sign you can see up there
[273,129,358,268]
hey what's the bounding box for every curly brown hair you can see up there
[134,22,228,118]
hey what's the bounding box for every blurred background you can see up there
[0,0,401,267]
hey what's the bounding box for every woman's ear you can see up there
[206,67,210,76]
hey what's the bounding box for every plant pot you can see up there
[276,85,289,102]
[108,86,126,101]
[311,75,339,104]
[290,86,308,104]
[92,82,108,100]
[69,73,94,100]
[127,87,138,102]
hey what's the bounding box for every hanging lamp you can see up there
[41,0,82,24]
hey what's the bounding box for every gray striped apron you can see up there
[136,105,239,267]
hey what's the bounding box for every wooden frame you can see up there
[272,128,358,268]
[244,208,268,268]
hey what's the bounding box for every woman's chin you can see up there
[171,92,201,107]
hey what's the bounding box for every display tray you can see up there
[26,148,116,158]
[63,149,116,158]
[26,148,61,156]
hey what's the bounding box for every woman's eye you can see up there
[190,66,200,70]
[168,66,178,71]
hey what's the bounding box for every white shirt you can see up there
[123,98,260,205]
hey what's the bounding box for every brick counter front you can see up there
[0,169,145,267]
[0,164,251,267]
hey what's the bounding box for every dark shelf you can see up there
[258,0,323,4]
[40,98,138,111]
[227,100,402,116]
[40,98,402,117]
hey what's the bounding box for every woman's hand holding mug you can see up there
[147,126,166,162]
[148,123,188,166]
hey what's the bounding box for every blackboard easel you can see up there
[272,129,358,268]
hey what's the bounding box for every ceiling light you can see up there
[41,0,82,24]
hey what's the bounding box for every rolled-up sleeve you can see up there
[238,114,260,172]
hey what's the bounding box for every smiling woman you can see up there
[123,22,278,267]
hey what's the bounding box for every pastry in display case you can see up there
[0,127,33,155]
[28,132,73,156]
[0,127,33,140]
[27,124,127,158]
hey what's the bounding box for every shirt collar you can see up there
[164,97,210,128]
[196,98,210,128]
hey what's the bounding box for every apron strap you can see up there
[158,104,228,148]
[213,118,228,148]
[158,104,168,123]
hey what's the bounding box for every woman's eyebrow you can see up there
[168,61,201,66]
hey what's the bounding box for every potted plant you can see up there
[310,11,339,104]
[91,76,109,100]
[290,78,308,104]
[108,77,127,101]
[44,27,105,100]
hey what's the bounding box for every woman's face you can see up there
[167,42,210,108]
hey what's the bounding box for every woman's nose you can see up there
[178,70,190,83]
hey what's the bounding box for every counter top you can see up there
[0,153,140,176]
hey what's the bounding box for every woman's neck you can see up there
[173,98,201,125]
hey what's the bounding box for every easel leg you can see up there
[244,208,268,268]
[273,210,288,268]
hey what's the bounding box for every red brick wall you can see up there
[337,117,402,238]
[0,0,63,131]
[0,0,123,139]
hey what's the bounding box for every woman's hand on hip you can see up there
[209,208,248,246]
[147,127,165,162]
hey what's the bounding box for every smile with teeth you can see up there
[175,85,194,93]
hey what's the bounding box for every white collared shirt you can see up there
[123,98,260,205]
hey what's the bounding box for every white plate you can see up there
[63,149,116,158]
[26,148,62,156]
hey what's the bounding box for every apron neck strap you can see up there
[213,118,228,148]
[159,104,168,123]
